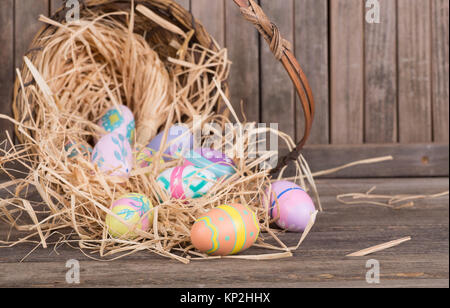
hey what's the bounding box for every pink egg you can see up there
[265,181,316,232]
[92,132,133,178]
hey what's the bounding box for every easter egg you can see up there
[136,146,164,168]
[92,132,133,178]
[157,165,216,199]
[265,181,316,232]
[190,204,260,256]
[184,148,236,179]
[64,140,92,158]
[106,193,153,238]
[98,105,135,145]
[147,124,193,161]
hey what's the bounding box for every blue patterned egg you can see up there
[157,165,216,200]
[64,140,92,159]
[98,105,135,145]
[184,148,236,179]
[92,132,133,178]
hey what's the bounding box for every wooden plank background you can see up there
[0,0,448,177]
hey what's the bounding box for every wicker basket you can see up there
[5,0,317,261]
[13,0,314,174]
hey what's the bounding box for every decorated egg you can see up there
[184,148,236,179]
[190,204,260,256]
[98,105,135,145]
[147,124,193,161]
[157,165,216,199]
[265,181,316,232]
[106,193,153,238]
[64,140,92,158]
[92,132,133,178]
[136,146,164,168]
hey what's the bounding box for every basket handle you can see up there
[233,0,315,176]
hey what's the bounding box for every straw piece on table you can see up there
[346,237,412,257]
[337,186,449,209]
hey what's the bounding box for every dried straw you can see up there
[347,237,412,257]
[0,3,320,263]
[337,187,449,209]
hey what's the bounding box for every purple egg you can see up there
[92,132,133,178]
[265,181,316,232]
[146,124,193,161]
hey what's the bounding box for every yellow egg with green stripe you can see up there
[190,204,260,256]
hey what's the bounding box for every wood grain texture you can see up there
[364,0,397,143]
[0,0,14,143]
[295,0,329,145]
[191,0,224,47]
[431,0,449,143]
[15,0,49,69]
[50,0,64,15]
[300,143,449,178]
[398,0,432,143]
[225,0,260,122]
[260,0,295,137]
[0,178,448,288]
[330,0,364,144]
[175,0,190,11]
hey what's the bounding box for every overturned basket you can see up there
[5,0,316,262]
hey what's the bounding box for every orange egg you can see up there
[190,204,260,256]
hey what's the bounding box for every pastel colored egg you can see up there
[265,181,316,232]
[136,146,164,168]
[64,140,92,158]
[147,124,193,161]
[184,148,236,179]
[157,165,216,200]
[106,193,153,238]
[98,105,135,145]
[190,204,260,256]
[92,132,133,178]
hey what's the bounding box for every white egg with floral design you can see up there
[92,132,133,178]
[97,105,135,145]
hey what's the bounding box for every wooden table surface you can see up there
[0,177,448,288]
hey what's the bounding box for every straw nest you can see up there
[0,0,319,263]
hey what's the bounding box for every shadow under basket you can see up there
[2,0,318,263]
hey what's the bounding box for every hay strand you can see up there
[347,237,412,257]
[337,187,449,209]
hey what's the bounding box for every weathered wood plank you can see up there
[0,178,448,288]
[330,0,364,144]
[175,0,190,12]
[300,143,449,178]
[191,0,224,47]
[15,0,49,69]
[0,0,15,144]
[260,0,295,137]
[0,255,448,288]
[431,0,449,143]
[295,0,329,145]
[398,0,432,143]
[364,0,397,143]
[224,0,260,122]
[50,0,64,15]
